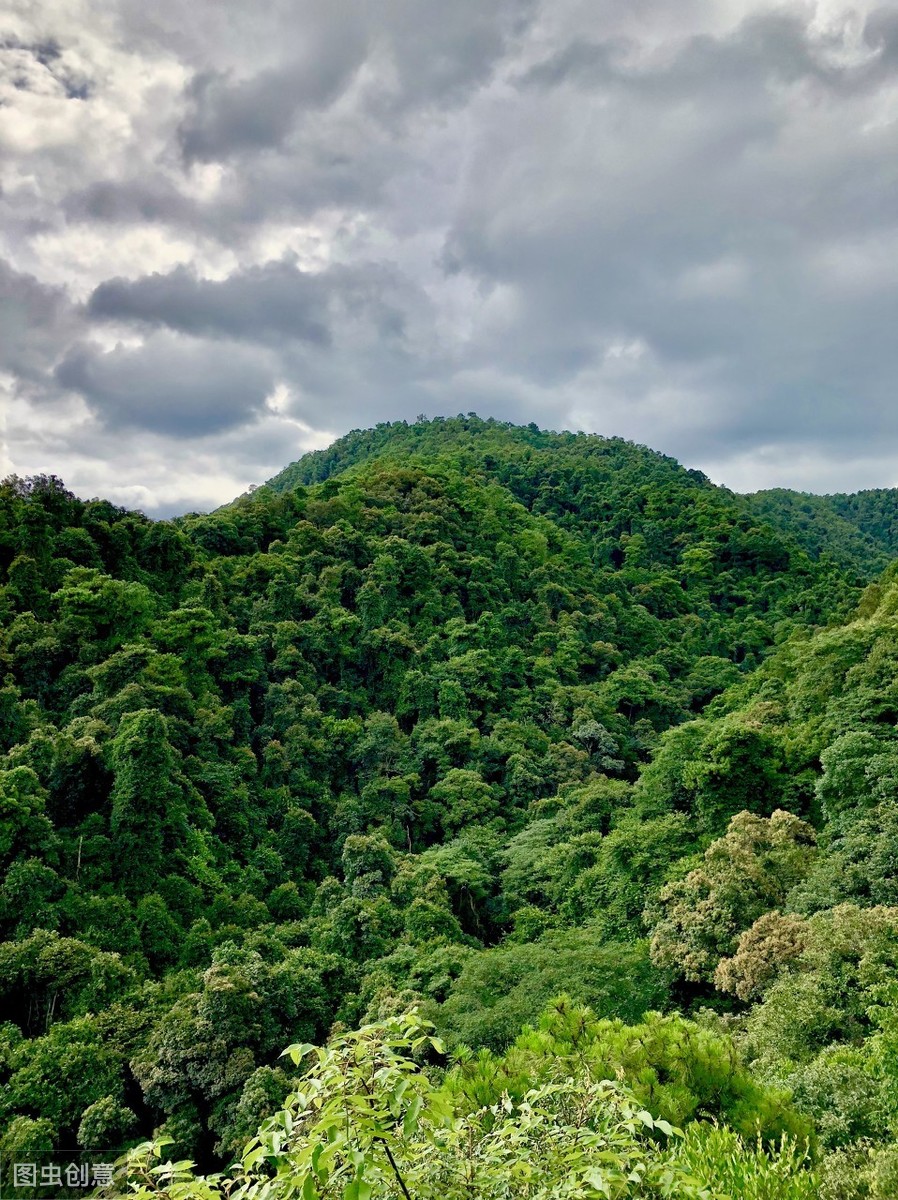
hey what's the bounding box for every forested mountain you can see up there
[746,487,898,580]
[2,417,897,1198]
[266,415,898,581]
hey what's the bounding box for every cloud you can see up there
[0,34,93,100]
[438,3,898,459]
[55,333,275,435]
[77,257,441,441]
[174,0,535,164]
[88,260,332,345]
[0,259,80,380]
[63,178,199,227]
[5,0,898,509]
[177,31,368,162]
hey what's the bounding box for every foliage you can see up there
[449,996,808,1143]
[738,905,898,1146]
[670,1125,817,1200]
[435,936,667,1050]
[647,811,817,983]
[1,418,897,1175]
[106,1013,816,1200]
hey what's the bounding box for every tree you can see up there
[53,568,155,658]
[649,810,817,983]
[108,708,207,896]
[437,934,668,1051]
[430,769,498,836]
[453,996,808,1142]
[715,911,810,1001]
[0,767,55,869]
[111,1012,816,1199]
[741,905,898,1150]
[0,422,892,1169]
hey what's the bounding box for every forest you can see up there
[1,414,897,1198]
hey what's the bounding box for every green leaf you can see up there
[343,1180,372,1200]
[242,1147,266,1171]
[311,1143,324,1175]
[284,1041,317,1066]
[403,1094,423,1138]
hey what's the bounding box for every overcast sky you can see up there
[3,0,898,515]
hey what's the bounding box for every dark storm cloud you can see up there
[55,335,275,435]
[521,8,898,96]
[438,4,898,463]
[178,35,368,162]
[88,260,332,345]
[365,0,537,112]
[85,258,429,361]
[0,260,81,380]
[174,0,534,163]
[69,0,536,237]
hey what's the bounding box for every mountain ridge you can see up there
[252,414,898,581]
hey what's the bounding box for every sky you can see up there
[3,0,898,516]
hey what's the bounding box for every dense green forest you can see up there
[2,416,898,1197]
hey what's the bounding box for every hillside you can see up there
[1,419,897,1198]
[746,487,898,579]
[266,416,898,581]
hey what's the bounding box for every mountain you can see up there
[266,416,898,581]
[745,486,898,579]
[1,419,897,1198]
